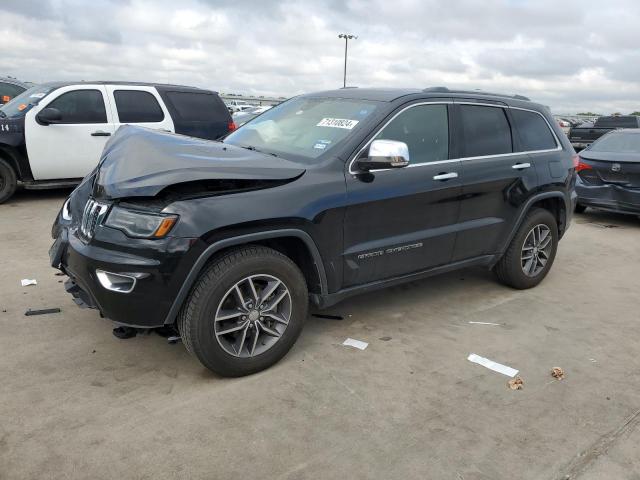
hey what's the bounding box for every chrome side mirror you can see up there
[356,139,410,171]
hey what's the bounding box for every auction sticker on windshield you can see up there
[317,118,359,129]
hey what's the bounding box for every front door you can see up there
[343,102,462,287]
[26,85,116,180]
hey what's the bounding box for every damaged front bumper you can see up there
[576,178,640,215]
[50,214,200,328]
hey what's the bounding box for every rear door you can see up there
[343,101,462,287]
[105,86,174,133]
[451,102,538,261]
[25,85,116,180]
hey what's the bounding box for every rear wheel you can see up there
[575,203,587,213]
[178,246,308,377]
[0,158,17,204]
[494,208,558,289]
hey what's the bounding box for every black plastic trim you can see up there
[163,229,328,325]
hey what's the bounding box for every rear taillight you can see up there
[228,121,237,132]
[575,156,593,173]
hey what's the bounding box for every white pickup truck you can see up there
[0,81,235,203]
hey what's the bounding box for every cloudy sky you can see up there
[1,0,639,113]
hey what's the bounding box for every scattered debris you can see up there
[25,308,61,316]
[112,326,138,339]
[590,358,597,363]
[508,376,524,390]
[312,314,344,320]
[21,279,37,287]
[467,353,519,377]
[54,272,65,276]
[468,321,501,326]
[551,367,565,380]
[167,336,181,345]
[379,336,392,341]
[92,350,96,354]
[342,338,368,350]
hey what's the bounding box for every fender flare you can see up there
[163,228,328,325]
[497,191,568,256]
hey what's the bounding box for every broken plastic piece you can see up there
[25,308,61,316]
[167,336,181,345]
[467,353,519,377]
[342,338,368,350]
[21,279,37,287]
[312,314,343,320]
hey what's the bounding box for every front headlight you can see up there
[104,206,178,239]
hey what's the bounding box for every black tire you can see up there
[494,208,559,289]
[574,203,587,214]
[178,245,308,377]
[0,158,17,204]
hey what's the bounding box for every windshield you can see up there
[589,132,640,153]
[0,85,53,118]
[224,97,378,160]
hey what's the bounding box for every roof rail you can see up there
[422,86,530,101]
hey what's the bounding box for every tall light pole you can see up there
[338,33,357,88]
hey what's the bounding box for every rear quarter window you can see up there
[164,91,229,122]
[511,109,557,151]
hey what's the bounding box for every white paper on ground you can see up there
[467,353,519,377]
[343,338,368,350]
[468,321,501,326]
[21,279,37,287]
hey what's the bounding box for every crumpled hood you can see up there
[94,125,306,199]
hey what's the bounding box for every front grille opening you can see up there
[79,199,110,240]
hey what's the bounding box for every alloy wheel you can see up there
[214,274,292,357]
[521,224,552,277]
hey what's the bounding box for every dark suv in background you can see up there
[50,87,577,376]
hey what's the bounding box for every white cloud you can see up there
[1,0,639,113]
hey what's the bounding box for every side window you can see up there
[46,90,107,124]
[511,109,557,151]
[460,105,512,157]
[164,91,229,121]
[374,104,449,164]
[113,90,164,123]
[0,83,26,104]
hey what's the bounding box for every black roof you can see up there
[40,80,216,94]
[307,86,535,106]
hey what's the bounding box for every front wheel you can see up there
[0,158,17,204]
[494,208,559,289]
[178,246,308,377]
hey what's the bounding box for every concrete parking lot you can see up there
[1,189,639,480]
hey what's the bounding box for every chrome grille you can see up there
[79,198,109,240]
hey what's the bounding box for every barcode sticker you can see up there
[316,118,359,129]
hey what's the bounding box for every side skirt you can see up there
[311,254,499,309]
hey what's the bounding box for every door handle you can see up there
[433,172,458,181]
[91,131,111,137]
[512,162,531,170]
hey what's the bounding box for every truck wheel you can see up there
[575,203,587,213]
[0,158,17,204]
[494,208,558,289]
[178,245,308,377]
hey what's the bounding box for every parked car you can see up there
[0,76,32,105]
[575,129,640,215]
[225,99,256,113]
[0,81,235,203]
[557,118,571,135]
[50,87,577,376]
[232,105,272,126]
[568,115,640,151]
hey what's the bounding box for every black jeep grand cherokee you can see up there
[51,87,577,376]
